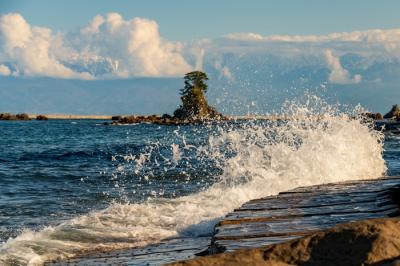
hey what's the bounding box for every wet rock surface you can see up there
[48,177,400,265]
[384,105,400,119]
[208,177,400,254]
[170,218,400,266]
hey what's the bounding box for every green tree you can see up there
[180,71,208,96]
[174,71,222,120]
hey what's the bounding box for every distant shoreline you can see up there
[0,113,392,122]
[24,114,310,120]
[27,114,115,120]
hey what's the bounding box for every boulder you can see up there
[36,115,48,120]
[111,115,122,121]
[170,218,400,266]
[16,113,30,120]
[0,113,30,120]
[361,112,383,120]
[0,113,16,120]
[384,104,400,119]
[162,113,172,119]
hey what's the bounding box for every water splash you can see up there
[0,96,386,265]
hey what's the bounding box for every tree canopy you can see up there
[180,71,209,96]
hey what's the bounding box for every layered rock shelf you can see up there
[208,176,400,254]
[49,176,400,265]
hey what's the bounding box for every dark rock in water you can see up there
[375,113,383,120]
[0,113,31,120]
[111,115,122,121]
[361,112,383,120]
[36,115,48,120]
[384,104,400,119]
[0,113,16,120]
[162,113,172,119]
[118,115,140,124]
[16,113,30,120]
[375,120,400,133]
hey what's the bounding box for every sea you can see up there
[0,98,399,265]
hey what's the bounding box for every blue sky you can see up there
[1,0,400,41]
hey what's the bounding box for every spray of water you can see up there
[0,96,386,265]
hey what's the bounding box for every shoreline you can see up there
[28,114,114,119]
[47,176,400,266]
[4,114,389,120]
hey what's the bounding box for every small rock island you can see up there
[112,71,225,125]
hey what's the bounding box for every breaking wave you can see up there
[0,96,386,265]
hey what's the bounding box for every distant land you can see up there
[26,114,114,119]
[2,72,400,116]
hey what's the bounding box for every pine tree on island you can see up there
[113,71,224,125]
[173,71,223,121]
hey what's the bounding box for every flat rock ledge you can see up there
[170,218,400,266]
[48,177,400,265]
[170,176,400,266]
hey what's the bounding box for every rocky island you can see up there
[0,113,48,121]
[110,71,226,125]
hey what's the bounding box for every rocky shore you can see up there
[48,177,400,265]
[106,114,227,126]
[0,113,31,120]
[170,218,400,266]
[169,177,400,266]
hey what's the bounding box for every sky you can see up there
[1,0,400,41]
[0,1,400,114]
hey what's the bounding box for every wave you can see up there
[0,97,386,265]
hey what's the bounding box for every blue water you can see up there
[0,117,399,253]
[0,120,223,242]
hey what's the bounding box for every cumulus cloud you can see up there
[66,13,192,77]
[324,49,362,84]
[0,13,192,79]
[224,29,400,44]
[0,13,92,79]
[0,12,399,81]
[70,13,192,77]
[0,64,10,76]
[221,29,400,57]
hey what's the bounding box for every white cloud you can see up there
[223,32,264,41]
[0,13,192,79]
[224,29,400,44]
[221,29,400,57]
[70,13,192,77]
[324,49,362,84]
[0,64,10,75]
[0,13,92,79]
[213,60,234,81]
[0,12,399,81]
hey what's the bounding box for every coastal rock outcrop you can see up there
[111,71,225,125]
[36,115,48,120]
[362,112,383,120]
[172,71,224,121]
[0,113,31,120]
[384,104,400,119]
[170,218,400,266]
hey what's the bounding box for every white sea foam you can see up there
[0,97,386,265]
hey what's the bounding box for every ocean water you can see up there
[0,99,397,265]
